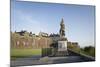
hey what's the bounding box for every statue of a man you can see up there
[59,18,65,37]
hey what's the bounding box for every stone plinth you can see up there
[58,40,67,51]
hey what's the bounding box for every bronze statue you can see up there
[59,18,65,37]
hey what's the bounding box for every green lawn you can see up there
[11,48,41,58]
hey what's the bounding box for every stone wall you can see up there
[11,33,53,49]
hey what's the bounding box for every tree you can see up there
[83,46,95,57]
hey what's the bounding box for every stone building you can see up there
[11,33,53,48]
[11,18,79,53]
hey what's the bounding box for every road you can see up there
[11,55,94,67]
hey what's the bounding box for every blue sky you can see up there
[11,0,95,47]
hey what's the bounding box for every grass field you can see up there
[11,48,41,58]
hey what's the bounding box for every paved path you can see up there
[11,55,93,67]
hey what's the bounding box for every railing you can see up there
[68,48,95,61]
[42,48,52,57]
[41,48,95,61]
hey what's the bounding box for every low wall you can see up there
[68,49,95,61]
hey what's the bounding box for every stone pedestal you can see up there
[55,37,68,56]
[58,41,67,51]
